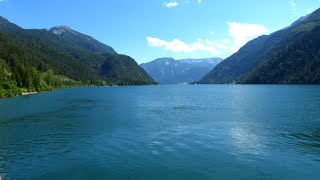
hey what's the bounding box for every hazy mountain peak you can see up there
[179,58,222,65]
[153,57,175,64]
[141,57,222,84]
[48,25,117,54]
[0,16,10,24]
[155,57,175,61]
[289,15,309,28]
[0,16,22,31]
[50,25,78,35]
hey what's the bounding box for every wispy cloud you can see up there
[163,1,178,8]
[167,0,202,7]
[222,39,230,44]
[147,22,269,56]
[289,0,296,7]
[147,37,220,55]
[289,0,297,16]
[227,22,269,52]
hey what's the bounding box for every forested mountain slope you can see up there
[199,8,320,84]
[0,17,155,97]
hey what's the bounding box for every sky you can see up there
[0,0,319,64]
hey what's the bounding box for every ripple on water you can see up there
[2,86,320,179]
[281,128,320,160]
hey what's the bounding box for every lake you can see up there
[1,85,320,179]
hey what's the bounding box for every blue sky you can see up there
[0,0,319,63]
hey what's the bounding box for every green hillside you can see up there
[199,9,320,84]
[0,17,156,97]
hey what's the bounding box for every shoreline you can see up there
[21,92,38,96]
[0,84,158,99]
[2,83,320,99]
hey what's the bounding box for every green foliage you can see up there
[49,26,117,54]
[0,58,82,97]
[243,26,320,84]
[199,9,320,84]
[0,16,156,97]
[292,22,317,33]
[100,54,157,85]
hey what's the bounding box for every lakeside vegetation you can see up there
[0,60,82,97]
[0,17,156,98]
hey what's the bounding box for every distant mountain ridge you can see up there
[141,57,222,84]
[199,8,320,84]
[49,26,117,54]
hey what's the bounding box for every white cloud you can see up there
[147,22,268,56]
[198,0,202,3]
[206,39,229,50]
[227,22,269,52]
[147,37,220,55]
[222,39,230,44]
[163,1,178,8]
[289,0,296,7]
[289,0,297,16]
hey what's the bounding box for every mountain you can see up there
[242,26,320,84]
[101,54,157,85]
[49,26,117,54]
[199,9,320,84]
[0,16,155,97]
[140,57,222,84]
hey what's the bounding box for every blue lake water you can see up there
[1,85,320,179]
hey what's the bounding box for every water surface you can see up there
[1,85,320,179]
